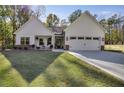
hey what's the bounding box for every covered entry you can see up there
[35,35,52,48]
[54,36,64,49]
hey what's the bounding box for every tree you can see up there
[32,5,46,18]
[68,9,82,23]
[0,6,12,49]
[8,5,33,46]
[122,25,124,44]
[99,19,106,25]
[0,5,46,49]
[107,17,116,44]
[46,14,59,27]
[99,13,124,45]
[60,19,69,28]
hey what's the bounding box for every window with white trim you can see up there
[93,37,99,40]
[78,37,84,40]
[66,36,68,41]
[21,37,30,45]
[70,37,76,40]
[85,37,92,40]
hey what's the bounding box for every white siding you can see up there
[15,35,34,45]
[65,13,105,50]
[14,16,52,36]
[14,16,52,45]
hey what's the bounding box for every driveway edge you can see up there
[68,51,124,81]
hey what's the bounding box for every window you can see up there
[85,37,92,40]
[93,37,99,40]
[26,37,30,45]
[78,37,84,40]
[21,37,25,45]
[102,38,105,41]
[47,38,51,45]
[21,37,30,45]
[70,37,76,40]
[66,36,68,41]
[39,38,44,45]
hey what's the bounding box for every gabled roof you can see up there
[84,11,106,32]
[14,16,52,35]
[65,11,106,33]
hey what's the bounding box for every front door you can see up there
[39,38,44,46]
[55,36,64,49]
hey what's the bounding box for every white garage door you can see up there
[69,37,100,50]
[84,40,100,50]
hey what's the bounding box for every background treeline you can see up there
[0,6,124,50]
[0,5,45,49]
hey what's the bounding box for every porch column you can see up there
[52,34,55,49]
[44,38,47,47]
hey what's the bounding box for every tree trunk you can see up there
[108,25,111,44]
[12,26,16,47]
[122,25,124,45]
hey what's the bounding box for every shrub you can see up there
[13,46,17,49]
[31,45,35,48]
[7,45,13,49]
[36,47,40,50]
[2,47,5,50]
[24,47,28,50]
[18,47,22,50]
[50,44,53,49]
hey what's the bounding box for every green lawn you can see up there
[2,50,61,83]
[0,50,124,87]
[0,52,28,87]
[105,45,124,52]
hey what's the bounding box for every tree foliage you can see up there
[46,13,59,27]
[0,5,46,49]
[99,13,124,44]
[68,9,82,23]
[0,6,13,49]
[32,6,46,18]
[60,19,69,28]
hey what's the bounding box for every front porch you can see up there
[14,35,65,50]
[34,35,53,50]
[34,35,65,50]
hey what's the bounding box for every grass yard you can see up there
[2,50,61,83]
[105,45,124,53]
[0,50,124,87]
[0,52,28,87]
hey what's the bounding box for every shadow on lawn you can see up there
[2,50,62,83]
[30,53,124,87]
[30,54,88,87]
[63,55,124,87]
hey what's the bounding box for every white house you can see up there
[14,16,54,49]
[14,11,105,51]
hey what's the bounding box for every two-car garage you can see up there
[64,11,105,51]
[65,36,102,50]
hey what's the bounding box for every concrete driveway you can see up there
[69,51,124,81]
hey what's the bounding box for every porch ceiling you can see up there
[35,35,52,37]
